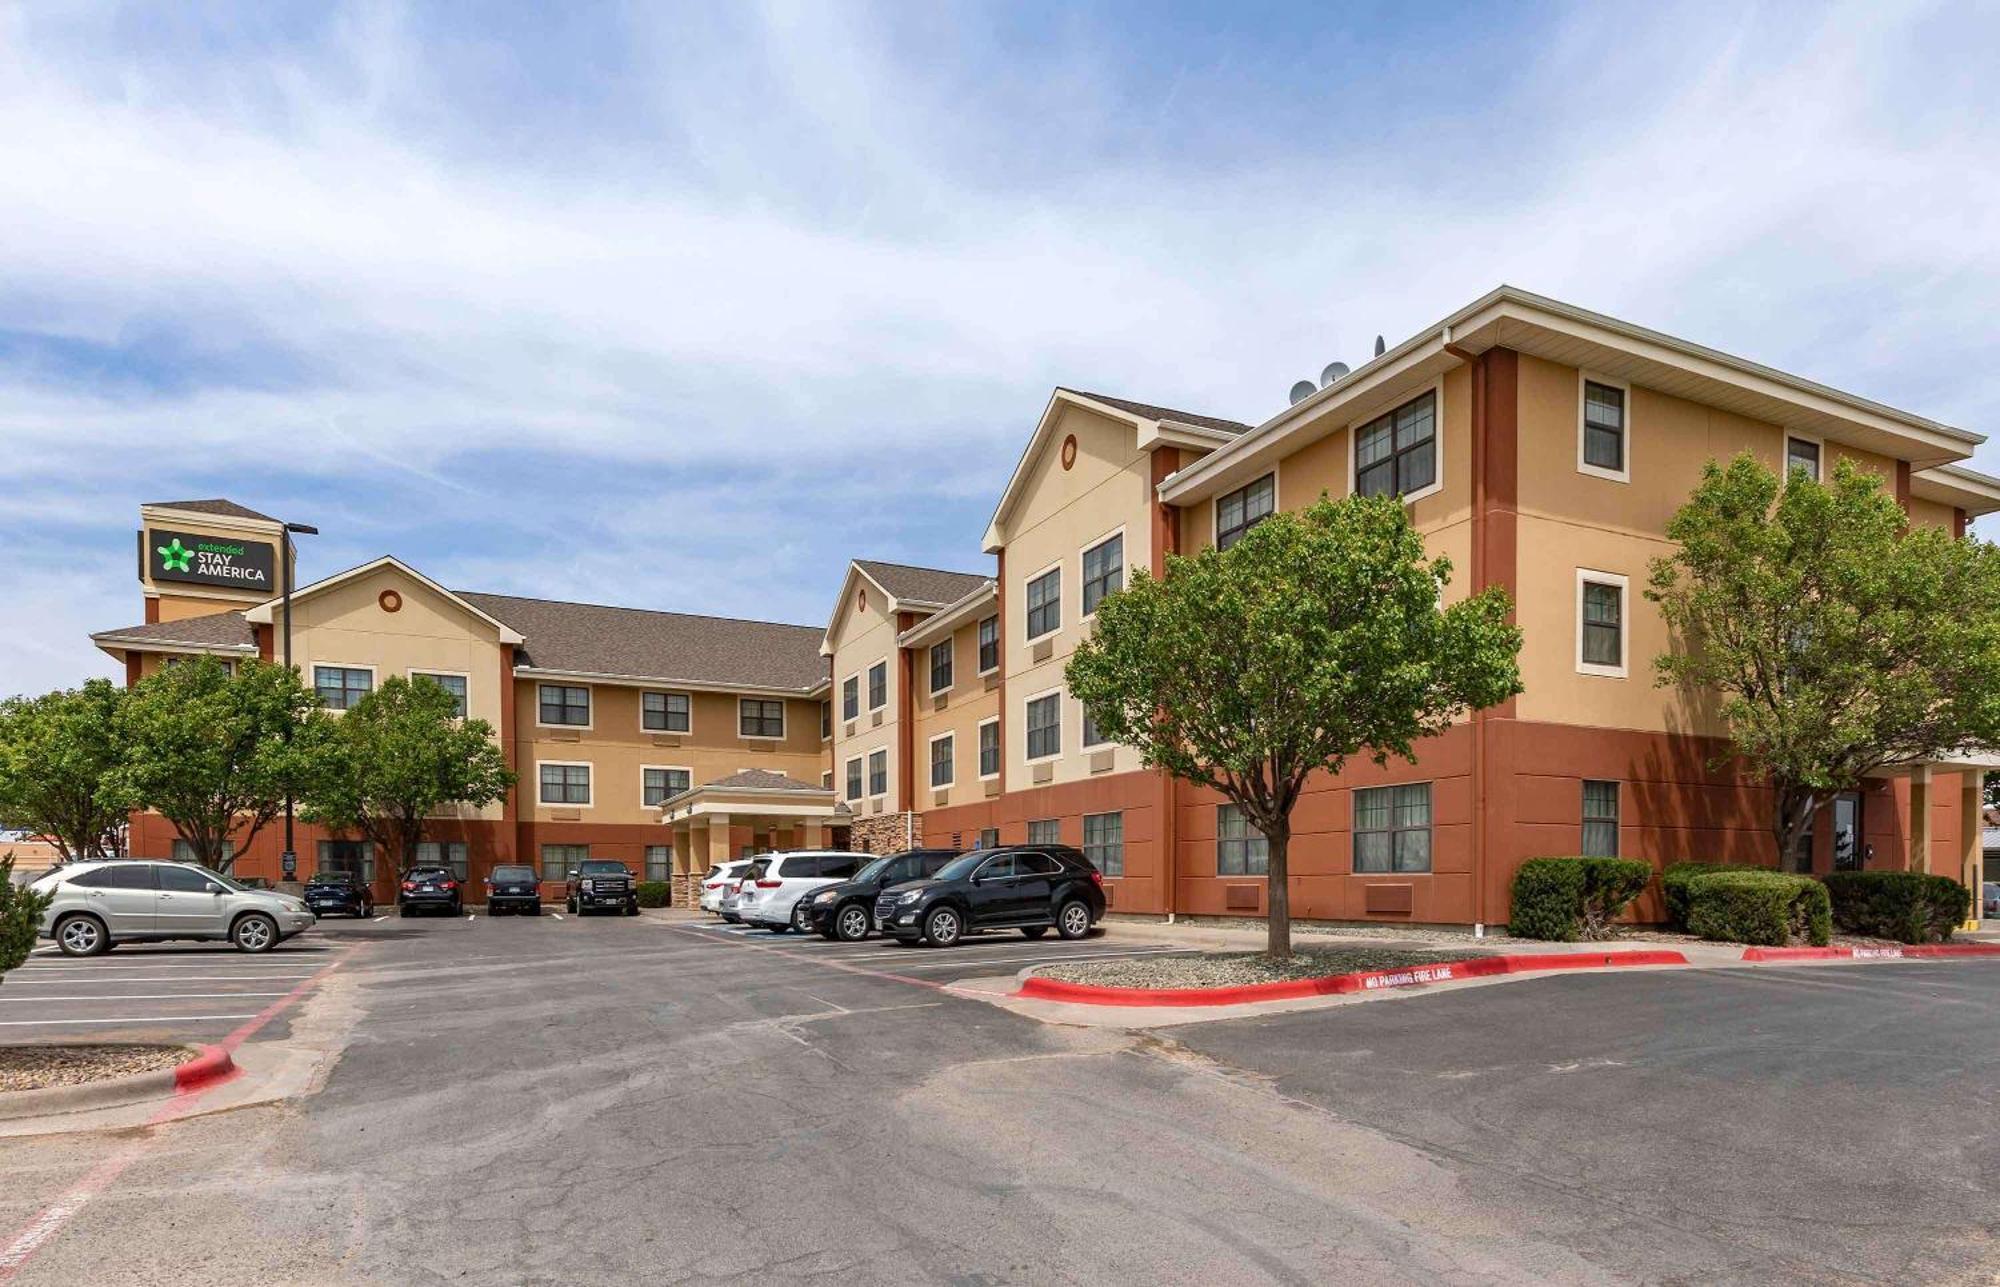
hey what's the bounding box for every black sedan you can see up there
[801,848,959,940]
[876,844,1106,947]
[302,869,374,918]
[485,864,543,916]
[397,865,464,917]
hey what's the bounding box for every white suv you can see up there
[734,851,864,933]
[32,859,317,955]
[700,861,755,916]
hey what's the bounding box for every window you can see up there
[1081,706,1109,748]
[1355,390,1438,500]
[156,863,213,893]
[1216,474,1275,551]
[978,854,1017,880]
[1580,378,1627,478]
[412,672,467,718]
[930,734,954,788]
[1027,818,1061,845]
[538,762,591,806]
[315,665,372,710]
[643,767,691,807]
[739,698,784,738]
[1786,436,1822,482]
[868,748,888,796]
[316,839,371,882]
[977,827,1000,849]
[645,846,670,882]
[1025,567,1061,639]
[845,757,864,801]
[978,719,1000,778]
[868,661,888,711]
[643,690,690,733]
[929,639,953,694]
[1081,533,1123,615]
[541,843,588,882]
[978,615,999,673]
[1582,781,1620,857]
[1353,783,1432,873]
[1083,812,1124,876]
[171,839,234,867]
[1578,572,1627,676]
[821,769,833,790]
[538,684,590,727]
[1216,804,1268,875]
[842,676,859,721]
[1026,693,1061,760]
[416,841,468,881]
[821,702,831,740]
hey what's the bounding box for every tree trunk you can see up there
[1772,786,1821,874]
[1265,825,1292,958]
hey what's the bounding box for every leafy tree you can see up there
[1067,493,1523,956]
[0,855,51,984]
[1648,453,2000,868]
[300,676,514,874]
[0,680,130,861]
[115,657,333,873]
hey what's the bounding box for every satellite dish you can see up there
[1374,334,1386,357]
[1319,361,1350,388]
[1288,380,1317,406]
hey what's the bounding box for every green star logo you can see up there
[157,539,193,573]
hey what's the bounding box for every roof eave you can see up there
[896,582,998,649]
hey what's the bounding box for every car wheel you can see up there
[922,906,962,948]
[1020,925,1049,939]
[626,900,639,917]
[835,903,871,942]
[233,912,278,954]
[791,902,812,933]
[361,901,373,918]
[398,905,410,918]
[567,898,578,915]
[1056,899,1091,940]
[55,913,109,957]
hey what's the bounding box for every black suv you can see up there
[398,865,463,917]
[802,848,959,941]
[485,864,543,916]
[303,869,373,918]
[877,845,1106,947]
[566,860,638,916]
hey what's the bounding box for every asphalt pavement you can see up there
[0,911,1995,1285]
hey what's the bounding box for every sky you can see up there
[3,0,1998,698]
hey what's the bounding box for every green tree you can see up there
[1648,453,2000,868]
[0,680,130,861]
[300,676,515,874]
[115,657,333,873]
[0,855,52,984]
[1066,493,1522,956]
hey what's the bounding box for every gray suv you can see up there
[30,859,317,955]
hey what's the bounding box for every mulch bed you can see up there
[0,1044,191,1093]
[1035,946,1491,990]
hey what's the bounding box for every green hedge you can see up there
[1509,856,1654,941]
[1821,871,1969,944]
[1661,861,1771,930]
[634,881,672,909]
[1685,870,1831,947]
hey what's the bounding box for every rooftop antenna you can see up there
[1374,334,1386,357]
[1288,379,1318,406]
[1319,361,1350,388]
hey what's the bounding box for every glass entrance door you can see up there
[1831,793,1865,871]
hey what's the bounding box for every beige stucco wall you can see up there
[826,575,906,813]
[908,614,1002,809]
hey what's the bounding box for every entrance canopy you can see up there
[656,770,851,899]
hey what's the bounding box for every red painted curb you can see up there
[1013,949,1690,1008]
[171,1045,237,1094]
[1739,942,2000,962]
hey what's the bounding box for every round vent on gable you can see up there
[1060,434,1078,470]
[379,589,402,613]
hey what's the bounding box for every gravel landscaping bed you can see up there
[0,1044,192,1093]
[1035,946,1491,990]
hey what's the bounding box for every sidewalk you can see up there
[1093,916,1755,966]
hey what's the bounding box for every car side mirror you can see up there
[204,882,224,895]
[567,870,579,879]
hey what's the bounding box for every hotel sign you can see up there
[144,528,277,591]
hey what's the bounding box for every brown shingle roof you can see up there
[853,560,990,608]
[1058,389,1250,436]
[458,592,827,692]
[144,499,280,523]
[91,610,257,652]
[701,769,827,792]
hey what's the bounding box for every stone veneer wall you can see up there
[849,812,923,855]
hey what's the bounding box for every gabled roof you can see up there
[143,499,280,524]
[241,556,525,644]
[1057,390,1251,437]
[92,610,258,656]
[896,579,998,650]
[852,560,990,610]
[702,769,826,792]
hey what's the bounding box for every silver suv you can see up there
[30,860,317,956]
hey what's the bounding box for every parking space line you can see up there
[0,1015,261,1026]
[4,975,319,983]
[0,993,295,1002]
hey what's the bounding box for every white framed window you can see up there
[841,674,860,721]
[642,766,692,807]
[1786,434,1823,482]
[1083,811,1124,876]
[314,664,375,711]
[845,756,864,802]
[976,827,1000,849]
[537,761,592,807]
[1215,474,1276,551]
[1216,805,1268,875]
[929,732,954,788]
[1351,384,1443,504]
[739,698,785,739]
[173,838,236,867]
[867,661,888,711]
[642,690,691,734]
[821,701,831,740]
[645,845,670,882]
[1577,372,1630,483]
[821,769,833,790]
[1027,818,1061,845]
[537,683,591,728]
[1576,569,1629,678]
[1353,783,1432,873]
[314,839,367,881]
[977,615,1000,674]
[867,748,888,797]
[414,840,468,882]
[929,639,953,696]
[1582,780,1620,857]
[1080,703,1110,748]
[409,670,468,718]
[1025,690,1062,761]
[1081,529,1124,616]
[978,717,1001,779]
[1025,565,1061,640]
[541,843,588,882]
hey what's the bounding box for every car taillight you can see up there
[441,880,458,891]
[756,879,782,889]
[400,881,416,891]
[1090,871,1104,886]
[705,882,720,890]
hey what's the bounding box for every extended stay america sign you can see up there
[142,527,277,591]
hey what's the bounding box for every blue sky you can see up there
[4,0,1998,697]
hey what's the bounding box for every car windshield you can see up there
[931,853,989,882]
[579,861,627,875]
[492,866,535,882]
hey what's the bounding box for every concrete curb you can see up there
[1739,942,2000,963]
[1014,949,1690,1008]
[0,1044,233,1122]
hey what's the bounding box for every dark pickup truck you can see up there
[565,860,639,916]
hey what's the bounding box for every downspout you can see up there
[1443,328,1488,937]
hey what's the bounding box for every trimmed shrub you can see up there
[1821,871,1969,944]
[634,881,672,909]
[1661,861,1770,930]
[1509,856,1654,941]
[1685,870,1831,947]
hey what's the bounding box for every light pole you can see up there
[280,521,318,883]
